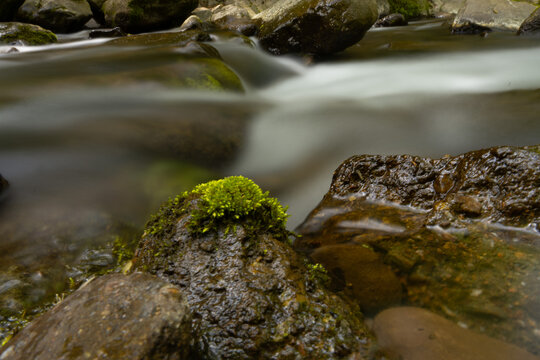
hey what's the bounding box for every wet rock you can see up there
[16,0,92,33]
[0,0,25,21]
[373,307,540,360]
[387,0,430,19]
[255,0,378,55]
[87,0,106,24]
[88,26,126,39]
[322,146,540,229]
[133,176,373,359]
[101,0,198,33]
[375,13,408,27]
[295,146,540,354]
[376,0,391,17]
[0,273,192,360]
[451,0,537,32]
[106,29,210,46]
[311,244,402,314]
[430,0,464,16]
[0,22,57,45]
[210,4,260,36]
[518,7,540,36]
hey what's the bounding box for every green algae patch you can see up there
[388,0,430,19]
[0,22,57,45]
[145,176,289,241]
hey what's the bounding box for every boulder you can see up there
[430,0,466,16]
[101,0,198,33]
[0,22,57,45]
[295,146,540,355]
[0,273,192,360]
[255,0,378,55]
[0,0,25,21]
[376,0,391,17]
[451,0,537,32]
[386,0,430,19]
[87,0,107,24]
[518,7,540,35]
[16,0,92,33]
[133,176,373,359]
[373,307,540,360]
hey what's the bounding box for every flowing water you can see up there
[1,19,539,345]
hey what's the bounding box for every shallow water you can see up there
[0,19,539,344]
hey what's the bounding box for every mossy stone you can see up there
[0,22,57,45]
[388,0,430,19]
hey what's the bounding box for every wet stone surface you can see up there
[133,189,373,359]
[0,273,192,360]
[295,146,540,355]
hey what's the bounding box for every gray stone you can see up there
[0,273,192,360]
[373,307,540,360]
[452,0,537,32]
[16,0,92,33]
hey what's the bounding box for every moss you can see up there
[388,0,430,19]
[145,176,290,241]
[306,262,330,286]
[0,23,57,45]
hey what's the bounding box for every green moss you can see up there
[306,262,330,286]
[145,176,290,241]
[388,0,430,19]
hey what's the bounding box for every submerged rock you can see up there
[0,0,25,22]
[373,307,540,360]
[0,22,57,45]
[295,146,540,355]
[518,7,540,36]
[0,273,192,360]
[255,0,378,55]
[451,0,537,32]
[133,176,373,359]
[16,0,92,33]
[100,0,198,33]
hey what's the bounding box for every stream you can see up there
[0,18,539,346]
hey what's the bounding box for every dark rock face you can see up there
[295,146,540,355]
[255,0,378,55]
[101,0,198,33]
[0,273,192,360]
[374,13,407,27]
[325,146,540,229]
[0,22,57,45]
[373,307,540,360]
[0,0,25,21]
[133,204,373,358]
[16,0,92,33]
[519,8,540,36]
[0,174,8,197]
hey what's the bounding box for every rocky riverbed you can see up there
[1,0,540,358]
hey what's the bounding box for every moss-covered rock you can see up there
[133,177,374,359]
[16,0,92,33]
[0,22,57,45]
[0,0,25,22]
[519,7,540,35]
[101,0,198,33]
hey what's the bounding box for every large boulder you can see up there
[255,0,378,55]
[295,146,540,355]
[101,0,198,33]
[451,0,537,32]
[0,22,57,45]
[373,307,540,360]
[16,0,92,33]
[0,273,192,360]
[133,176,373,359]
[0,0,25,21]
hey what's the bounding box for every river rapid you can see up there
[0,19,539,343]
